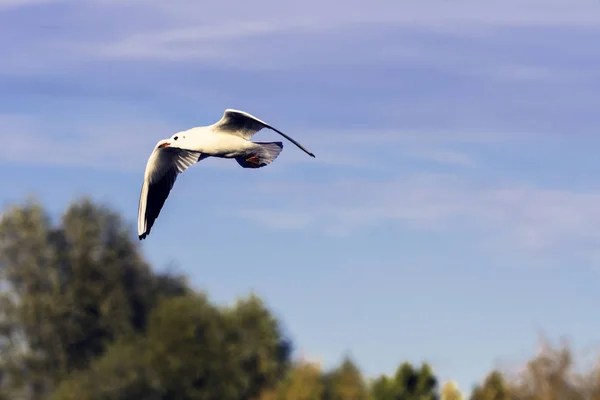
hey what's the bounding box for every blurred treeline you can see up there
[0,198,598,400]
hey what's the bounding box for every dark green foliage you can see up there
[145,293,291,400]
[0,196,444,400]
[13,196,600,400]
[370,362,438,400]
[470,371,512,400]
[0,198,187,397]
[50,340,162,400]
[52,293,292,400]
[0,197,293,400]
[323,356,369,400]
[145,293,229,399]
[221,294,293,399]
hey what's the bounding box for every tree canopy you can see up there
[1,197,599,400]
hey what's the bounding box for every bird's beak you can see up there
[158,142,170,148]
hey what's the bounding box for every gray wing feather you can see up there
[212,109,315,158]
[138,147,201,240]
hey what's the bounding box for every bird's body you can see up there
[174,126,256,158]
[137,109,315,240]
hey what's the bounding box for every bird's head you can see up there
[159,133,189,149]
[156,133,188,150]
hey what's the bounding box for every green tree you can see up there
[370,376,396,400]
[51,340,162,400]
[0,198,186,398]
[146,293,290,400]
[53,292,292,400]
[470,371,511,400]
[323,356,369,400]
[275,361,325,400]
[144,293,229,399]
[370,362,438,400]
[221,293,292,399]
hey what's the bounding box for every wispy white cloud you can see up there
[238,210,315,231]
[1,0,599,262]
[0,0,56,9]
[404,149,477,167]
[236,176,600,261]
[487,65,559,82]
[0,110,488,171]
[0,113,175,171]
[315,129,503,146]
[87,22,331,61]
[20,0,600,66]
[4,111,595,263]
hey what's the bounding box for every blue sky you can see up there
[2,0,600,393]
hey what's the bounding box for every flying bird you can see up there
[137,109,315,240]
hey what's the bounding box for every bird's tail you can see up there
[236,142,283,168]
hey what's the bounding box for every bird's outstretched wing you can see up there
[211,109,315,158]
[137,143,202,240]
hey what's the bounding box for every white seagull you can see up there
[137,109,315,240]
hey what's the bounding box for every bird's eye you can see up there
[173,136,179,141]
